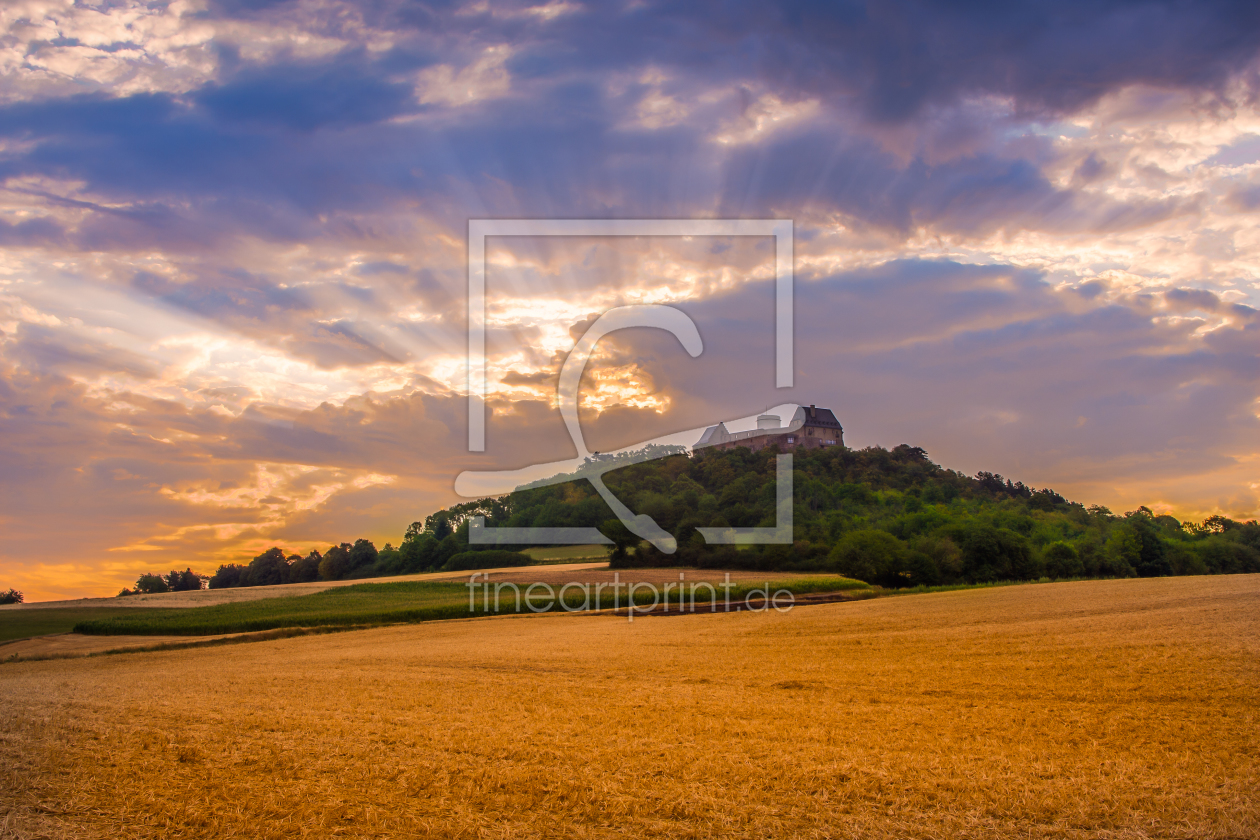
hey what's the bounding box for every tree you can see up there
[1194,538,1260,575]
[134,573,169,594]
[208,564,245,589]
[1124,511,1172,577]
[289,550,322,583]
[829,530,910,586]
[1043,541,1084,578]
[911,536,964,581]
[319,544,352,580]
[959,524,1036,582]
[400,533,439,572]
[242,547,290,587]
[435,533,462,568]
[399,442,1260,585]
[375,543,404,575]
[0,588,23,605]
[1103,526,1141,577]
[164,568,204,592]
[347,539,378,575]
[1202,515,1233,534]
[599,519,639,562]
[892,444,930,463]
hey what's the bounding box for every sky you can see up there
[2,0,1260,601]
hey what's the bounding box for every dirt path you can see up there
[0,631,249,660]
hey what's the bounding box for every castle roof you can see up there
[792,405,842,429]
[695,421,730,446]
[694,405,841,449]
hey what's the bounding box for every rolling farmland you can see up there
[1,575,1257,839]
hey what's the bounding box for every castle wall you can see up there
[703,422,843,453]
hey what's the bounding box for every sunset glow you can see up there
[3,0,1260,600]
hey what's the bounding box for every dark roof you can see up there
[793,405,842,429]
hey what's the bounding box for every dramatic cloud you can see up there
[2,0,1260,598]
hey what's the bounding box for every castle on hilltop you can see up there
[694,404,843,453]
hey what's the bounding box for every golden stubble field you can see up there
[1,576,1257,839]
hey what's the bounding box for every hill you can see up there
[427,443,1260,588]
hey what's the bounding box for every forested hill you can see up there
[421,443,1260,588]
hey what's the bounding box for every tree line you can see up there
[198,513,527,590]
[116,441,1260,596]
[439,443,1260,587]
[112,508,515,596]
[118,568,206,596]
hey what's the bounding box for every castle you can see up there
[694,405,843,453]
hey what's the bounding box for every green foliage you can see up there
[289,551,321,583]
[522,544,611,563]
[441,549,532,571]
[1043,541,1084,578]
[318,543,352,581]
[133,573,169,594]
[516,444,689,490]
[0,588,23,605]
[243,548,289,587]
[76,581,480,636]
[829,530,905,586]
[125,443,1260,599]
[400,533,440,573]
[598,519,639,561]
[203,540,392,591]
[208,564,245,590]
[164,568,204,592]
[956,524,1037,582]
[418,442,1260,588]
[1,606,173,642]
[347,539,379,576]
[71,576,868,637]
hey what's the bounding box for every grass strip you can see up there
[0,606,183,643]
[73,576,870,637]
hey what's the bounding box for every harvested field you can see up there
[1,575,1257,839]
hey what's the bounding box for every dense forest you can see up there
[421,443,1260,588]
[177,442,1260,594]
